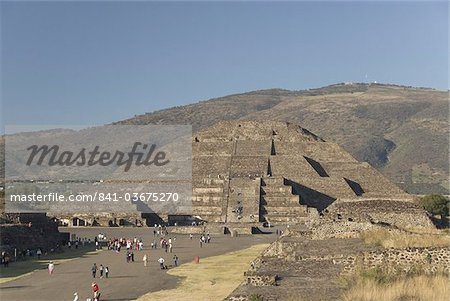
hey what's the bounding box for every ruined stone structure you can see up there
[56,212,145,227]
[49,120,432,229]
[337,247,450,275]
[227,230,449,301]
[191,120,429,229]
[0,213,64,255]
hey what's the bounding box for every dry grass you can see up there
[137,244,269,301]
[360,229,450,248]
[342,274,450,301]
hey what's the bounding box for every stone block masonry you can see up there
[337,247,450,275]
[191,121,431,228]
[49,120,433,229]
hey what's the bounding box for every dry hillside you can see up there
[117,83,449,194]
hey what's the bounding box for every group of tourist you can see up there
[156,254,179,269]
[91,263,109,278]
[72,283,101,301]
[65,228,214,300]
[2,244,64,266]
[2,238,92,270]
[152,224,169,237]
[106,236,144,252]
[72,237,94,247]
[159,237,175,253]
[198,233,211,248]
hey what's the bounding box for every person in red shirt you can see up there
[92,282,100,301]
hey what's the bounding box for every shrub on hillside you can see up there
[419,194,449,217]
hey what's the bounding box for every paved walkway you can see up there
[0,227,276,301]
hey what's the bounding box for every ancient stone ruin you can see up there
[226,228,449,301]
[190,120,431,230]
[0,213,64,256]
[45,120,433,230]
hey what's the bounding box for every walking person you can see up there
[99,264,104,278]
[48,261,55,275]
[2,253,9,267]
[92,263,98,278]
[105,266,109,278]
[143,254,148,267]
[173,255,178,267]
[92,282,100,301]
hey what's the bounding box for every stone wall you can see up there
[0,213,62,254]
[56,212,144,227]
[169,224,224,235]
[244,272,277,286]
[336,247,450,275]
[306,220,379,240]
[192,177,227,222]
[227,177,260,223]
[324,199,434,229]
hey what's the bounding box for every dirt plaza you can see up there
[0,227,277,301]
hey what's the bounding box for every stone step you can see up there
[262,196,299,205]
[264,205,308,213]
[193,187,224,194]
[261,186,293,194]
[261,177,285,186]
[192,196,224,202]
[200,178,225,185]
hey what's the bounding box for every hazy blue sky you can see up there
[1,1,448,131]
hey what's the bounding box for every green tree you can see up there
[419,194,449,217]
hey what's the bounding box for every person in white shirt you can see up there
[158,257,165,269]
[48,261,55,275]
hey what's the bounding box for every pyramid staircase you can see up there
[260,176,310,224]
